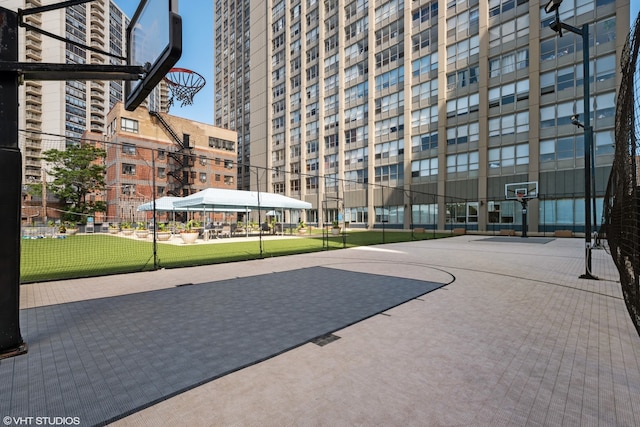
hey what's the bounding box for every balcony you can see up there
[25,83,42,95]
[24,14,42,26]
[25,48,42,61]
[91,90,105,102]
[25,103,42,113]
[25,94,42,105]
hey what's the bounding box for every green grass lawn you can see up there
[20,230,449,283]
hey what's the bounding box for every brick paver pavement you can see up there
[5,235,640,426]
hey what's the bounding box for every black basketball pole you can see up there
[0,7,28,359]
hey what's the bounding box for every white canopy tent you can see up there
[173,188,312,212]
[137,189,311,235]
[137,196,247,213]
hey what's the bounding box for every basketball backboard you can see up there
[125,0,182,111]
[505,181,538,200]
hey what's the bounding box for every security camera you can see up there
[549,19,563,36]
[544,0,563,14]
[570,114,584,128]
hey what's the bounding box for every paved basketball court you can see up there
[3,235,639,426]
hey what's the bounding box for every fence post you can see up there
[0,7,27,359]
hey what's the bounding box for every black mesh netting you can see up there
[601,12,640,337]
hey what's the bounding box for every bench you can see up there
[554,230,574,238]
[414,227,426,233]
[498,229,516,236]
[452,228,466,235]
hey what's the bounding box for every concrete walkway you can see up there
[6,236,640,426]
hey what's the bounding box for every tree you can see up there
[36,144,107,223]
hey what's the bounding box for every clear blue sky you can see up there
[116,1,214,124]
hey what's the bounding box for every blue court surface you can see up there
[0,266,444,426]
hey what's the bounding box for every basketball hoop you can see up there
[164,68,206,109]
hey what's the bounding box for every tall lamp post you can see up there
[544,0,597,279]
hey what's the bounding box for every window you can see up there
[375,66,404,91]
[446,122,479,145]
[539,136,585,163]
[324,74,338,91]
[446,93,479,117]
[411,158,438,179]
[493,112,528,139]
[306,158,319,172]
[488,144,529,170]
[306,64,318,81]
[375,139,404,161]
[488,80,529,108]
[324,53,339,73]
[345,61,368,82]
[307,83,319,99]
[375,44,404,68]
[489,49,529,78]
[121,144,136,155]
[324,153,339,169]
[345,40,369,60]
[325,134,339,149]
[306,176,318,190]
[324,114,338,131]
[375,91,404,114]
[446,7,479,40]
[345,104,368,122]
[411,106,438,128]
[345,147,368,166]
[489,0,518,17]
[489,15,529,49]
[345,125,368,145]
[446,151,479,174]
[344,169,368,190]
[374,163,404,185]
[412,80,438,101]
[345,0,367,19]
[375,115,404,137]
[540,100,584,129]
[121,183,135,195]
[199,172,207,183]
[345,82,368,105]
[446,35,479,64]
[346,16,368,40]
[122,163,136,175]
[487,201,518,224]
[157,149,165,160]
[412,53,438,76]
[120,118,138,133]
[375,0,403,24]
[158,167,166,178]
[412,0,438,24]
[375,19,402,46]
[412,28,438,52]
[412,132,438,153]
[447,65,479,90]
[324,94,339,111]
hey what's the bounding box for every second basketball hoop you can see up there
[164,67,206,109]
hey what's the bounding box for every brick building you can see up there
[89,103,237,224]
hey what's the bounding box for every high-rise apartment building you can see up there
[10,0,168,184]
[214,0,252,191]
[244,0,628,233]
